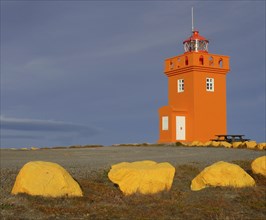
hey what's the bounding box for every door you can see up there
[176,116,186,140]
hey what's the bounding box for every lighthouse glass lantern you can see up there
[183,30,209,53]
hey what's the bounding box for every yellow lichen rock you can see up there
[190,141,204,147]
[257,143,266,150]
[219,141,232,148]
[11,161,83,197]
[191,161,255,191]
[211,141,220,147]
[232,142,243,148]
[203,141,212,147]
[251,156,266,176]
[108,160,175,196]
[190,141,199,146]
[245,141,257,149]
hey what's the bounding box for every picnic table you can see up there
[211,134,250,143]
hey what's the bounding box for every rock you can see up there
[185,142,193,147]
[190,141,199,146]
[251,156,266,176]
[232,142,243,148]
[203,141,212,147]
[108,160,175,196]
[190,141,203,146]
[211,141,220,147]
[219,141,232,148]
[257,142,266,150]
[191,161,255,191]
[244,141,257,149]
[11,161,83,197]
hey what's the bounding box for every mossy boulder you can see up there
[219,141,232,148]
[210,141,220,147]
[232,142,243,148]
[244,141,257,149]
[190,141,204,147]
[257,142,266,150]
[108,160,175,196]
[251,156,266,176]
[11,161,83,197]
[191,161,255,191]
[203,141,212,147]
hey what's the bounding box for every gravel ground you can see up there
[1,146,265,170]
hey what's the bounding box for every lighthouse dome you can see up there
[183,30,209,53]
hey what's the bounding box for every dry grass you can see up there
[1,161,265,220]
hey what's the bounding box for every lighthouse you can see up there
[158,14,230,143]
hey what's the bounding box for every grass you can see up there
[1,161,265,220]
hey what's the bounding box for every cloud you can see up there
[0,116,99,137]
[0,134,43,140]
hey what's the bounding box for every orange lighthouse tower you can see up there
[158,15,230,143]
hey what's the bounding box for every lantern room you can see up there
[183,30,209,53]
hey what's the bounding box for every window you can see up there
[185,56,189,65]
[177,57,181,68]
[199,41,208,52]
[162,116,169,130]
[209,56,214,66]
[170,60,174,69]
[177,79,184,93]
[219,58,223,68]
[199,55,204,65]
[206,78,214,92]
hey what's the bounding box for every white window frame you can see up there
[206,78,214,92]
[162,116,169,131]
[177,79,184,93]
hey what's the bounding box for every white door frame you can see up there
[176,116,186,140]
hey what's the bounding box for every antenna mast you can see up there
[191,7,194,32]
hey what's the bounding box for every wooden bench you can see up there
[211,135,250,143]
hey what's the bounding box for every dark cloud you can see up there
[0,134,43,140]
[0,116,99,136]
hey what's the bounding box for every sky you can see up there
[0,0,265,148]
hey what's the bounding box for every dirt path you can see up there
[1,146,265,170]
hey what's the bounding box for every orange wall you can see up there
[158,106,174,143]
[168,74,195,142]
[158,109,190,143]
[158,52,230,143]
[193,71,227,142]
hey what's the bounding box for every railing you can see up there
[165,53,229,72]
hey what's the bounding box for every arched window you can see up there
[199,55,204,65]
[177,57,181,68]
[185,56,188,66]
[209,56,214,66]
[219,58,223,68]
[170,60,174,69]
